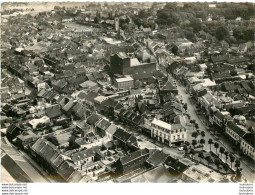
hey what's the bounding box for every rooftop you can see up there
[152,118,172,130]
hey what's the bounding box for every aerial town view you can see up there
[1,2,255,183]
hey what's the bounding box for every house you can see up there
[226,121,248,146]
[45,105,62,119]
[6,124,24,141]
[146,149,169,167]
[100,98,123,119]
[182,164,222,183]
[70,146,101,166]
[71,102,87,120]
[76,91,98,109]
[158,80,178,103]
[113,129,138,151]
[110,52,156,77]
[95,118,111,138]
[151,118,187,146]
[80,80,98,92]
[57,161,83,182]
[62,100,76,116]
[105,123,118,139]
[114,148,149,175]
[212,110,226,129]
[114,75,134,90]
[31,139,63,173]
[16,131,38,150]
[86,113,102,131]
[118,108,145,129]
[240,133,255,161]
[28,116,51,129]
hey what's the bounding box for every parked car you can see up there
[178,147,184,151]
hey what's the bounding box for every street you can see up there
[170,74,255,183]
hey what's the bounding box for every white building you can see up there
[151,118,187,146]
[114,75,134,90]
[240,133,255,161]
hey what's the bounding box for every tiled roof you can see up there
[120,148,149,165]
[146,150,169,167]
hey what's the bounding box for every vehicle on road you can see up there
[178,147,184,151]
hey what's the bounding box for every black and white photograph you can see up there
[1,1,255,188]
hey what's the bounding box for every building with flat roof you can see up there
[114,75,134,90]
[110,53,156,78]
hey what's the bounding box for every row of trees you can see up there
[184,138,241,173]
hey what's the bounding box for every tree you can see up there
[94,16,99,23]
[205,156,213,166]
[185,141,190,148]
[236,168,242,180]
[190,148,196,159]
[135,80,142,89]
[235,159,241,169]
[215,26,229,41]
[192,139,198,148]
[195,123,199,130]
[183,144,189,155]
[219,147,225,159]
[68,135,78,149]
[230,70,238,76]
[190,120,196,129]
[183,103,187,110]
[223,163,229,174]
[200,138,205,151]
[224,151,229,162]
[198,151,204,162]
[201,131,205,138]
[171,44,178,55]
[214,142,219,155]
[208,139,213,152]
[214,158,222,170]
[243,29,255,41]
[229,154,235,169]
[191,131,199,141]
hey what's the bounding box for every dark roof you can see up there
[120,148,149,165]
[86,113,101,126]
[211,54,228,63]
[113,129,132,143]
[242,133,255,147]
[214,111,225,121]
[57,161,76,181]
[96,118,111,131]
[45,105,62,119]
[146,149,169,167]
[71,146,100,163]
[227,121,247,137]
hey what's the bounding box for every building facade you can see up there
[151,118,187,146]
[114,75,134,90]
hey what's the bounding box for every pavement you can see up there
[170,75,255,183]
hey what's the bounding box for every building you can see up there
[225,121,248,146]
[151,118,187,146]
[110,53,156,77]
[114,75,134,90]
[114,148,149,175]
[240,133,255,161]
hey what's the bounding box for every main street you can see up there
[170,74,255,182]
